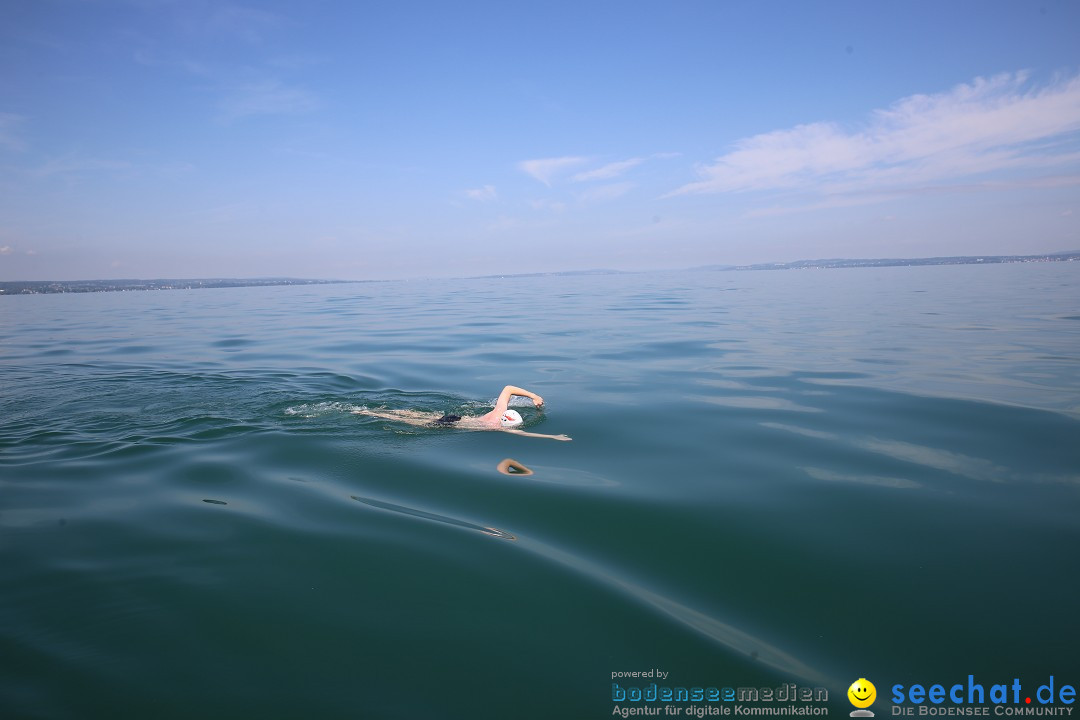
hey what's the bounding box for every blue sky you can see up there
[1,0,1079,280]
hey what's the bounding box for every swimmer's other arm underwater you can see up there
[352,385,572,441]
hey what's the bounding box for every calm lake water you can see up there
[2,263,1079,719]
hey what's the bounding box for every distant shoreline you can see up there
[3,251,1077,295]
[0,277,358,296]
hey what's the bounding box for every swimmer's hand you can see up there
[533,395,544,408]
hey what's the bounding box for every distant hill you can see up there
[691,251,1080,272]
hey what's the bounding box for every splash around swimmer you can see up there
[352,385,571,441]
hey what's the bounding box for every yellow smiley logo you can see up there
[848,678,876,709]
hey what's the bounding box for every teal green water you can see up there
[2,264,1078,719]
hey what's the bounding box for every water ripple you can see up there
[350,495,517,540]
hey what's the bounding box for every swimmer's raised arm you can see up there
[493,385,544,414]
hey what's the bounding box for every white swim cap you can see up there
[500,409,523,428]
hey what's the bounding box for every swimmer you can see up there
[353,385,571,441]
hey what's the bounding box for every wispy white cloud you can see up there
[523,152,679,187]
[464,185,498,201]
[205,4,285,44]
[129,39,318,123]
[0,244,34,258]
[518,152,678,188]
[669,72,1080,199]
[219,79,319,120]
[0,112,27,152]
[131,2,285,43]
[744,174,1080,218]
[32,154,133,179]
[266,54,329,71]
[156,161,196,176]
[572,158,643,182]
[132,45,213,77]
[519,156,589,186]
[530,198,567,213]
